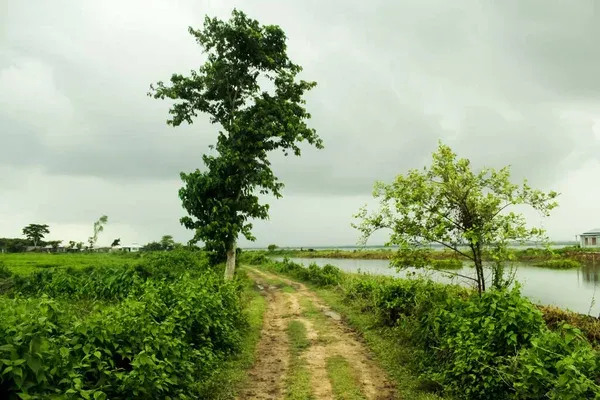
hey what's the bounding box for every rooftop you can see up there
[582,228,600,235]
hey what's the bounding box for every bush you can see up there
[0,252,247,399]
[7,250,212,300]
[265,259,342,287]
[240,252,269,265]
[420,287,546,399]
[430,259,463,270]
[508,324,600,399]
[534,259,581,269]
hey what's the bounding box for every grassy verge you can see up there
[286,320,314,399]
[326,355,365,400]
[198,272,267,399]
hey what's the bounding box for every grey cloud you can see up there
[2,0,600,245]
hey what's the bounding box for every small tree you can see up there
[47,240,62,250]
[76,242,84,251]
[88,215,108,250]
[267,244,278,252]
[150,9,322,279]
[111,238,121,247]
[142,241,163,252]
[22,224,50,248]
[353,142,559,293]
[160,235,176,251]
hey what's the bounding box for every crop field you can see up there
[0,253,141,276]
[0,251,258,399]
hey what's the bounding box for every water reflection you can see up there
[276,257,600,316]
[580,264,600,287]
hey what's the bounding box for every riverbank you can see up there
[245,255,600,399]
[259,246,600,267]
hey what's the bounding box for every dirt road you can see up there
[237,267,397,400]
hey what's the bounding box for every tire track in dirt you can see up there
[237,278,290,400]
[244,267,398,400]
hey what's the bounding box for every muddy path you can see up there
[237,267,398,400]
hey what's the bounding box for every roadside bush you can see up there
[421,287,545,399]
[265,259,341,287]
[507,323,600,399]
[240,252,269,265]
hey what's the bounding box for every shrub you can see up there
[534,259,581,269]
[430,259,463,270]
[241,252,269,265]
[508,324,600,399]
[0,252,247,399]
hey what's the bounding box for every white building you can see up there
[112,243,142,253]
[579,228,600,248]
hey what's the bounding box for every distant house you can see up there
[580,228,600,248]
[43,245,67,253]
[113,243,142,253]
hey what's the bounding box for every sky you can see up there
[2,0,600,248]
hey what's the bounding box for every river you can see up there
[276,257,600,316]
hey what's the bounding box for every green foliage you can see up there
[267,244,278,252]
[239,251,270,265]
[159,235,175,251]
[88,216,108,250]
[262,261,600,399]
[508,324,600,399]
[534,259,581,269]
[263,259,342,287]
[420,288,545,399]
[21,224,50,248]
[430,259,463,270]
[0,250,250,399]
[353,142,558,293]
[150,9,322,276]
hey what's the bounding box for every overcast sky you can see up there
[2,0,600,248]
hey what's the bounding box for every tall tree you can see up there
[354,142,559,293]
[88,215,108,250]
[22,224,50,248]
[150,9,322,279]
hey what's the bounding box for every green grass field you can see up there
[0,252,140,275]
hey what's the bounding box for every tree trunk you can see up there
[224,241,237,280]
[473,243,485,294]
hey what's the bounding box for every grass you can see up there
[0,253,137,275]
[533,259,581,269]
[0,254,269,399]
[326,355,365,400]
[430,259,463,270]
[286,320,314,400]
[199,274,268,399]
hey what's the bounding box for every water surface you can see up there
[277,257,600,316]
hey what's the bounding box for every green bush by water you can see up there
[534,259,581,269]
[430,259,463,270]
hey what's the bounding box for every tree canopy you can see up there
[354,142,559,293]
[22,224,50,248]
[150,9,322,278]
